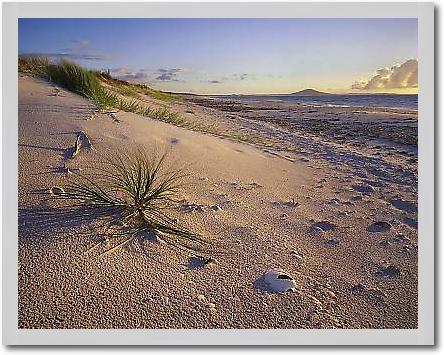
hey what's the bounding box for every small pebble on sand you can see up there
[50,186,65,195]
[197,294,207,303]
[353,184,375,195]
[367,221,392,233]
[290,251,303,260]
[376,264,401,278]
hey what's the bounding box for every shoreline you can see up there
[193,94,418,113]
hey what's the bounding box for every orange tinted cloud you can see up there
[352,59,418,90]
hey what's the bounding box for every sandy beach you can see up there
[17,74,418,329]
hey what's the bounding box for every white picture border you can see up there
[2,1,434,346]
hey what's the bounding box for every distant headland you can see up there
[290,89,332,96]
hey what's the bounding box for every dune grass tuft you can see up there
[98,72,179,102]
[47,60,118,110]
[18,56,50,77]
[51,148,206,255]
[135,85,179,102]
[114,98,187,126]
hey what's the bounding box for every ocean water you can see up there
[221,94,418,111]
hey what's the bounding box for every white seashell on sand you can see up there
[263,270,296,293]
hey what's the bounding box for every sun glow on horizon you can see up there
[19,18,418,95]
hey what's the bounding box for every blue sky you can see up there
[19,18,418,94]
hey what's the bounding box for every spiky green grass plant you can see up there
[52,149,206,255]
[115,98,187,126]
[47,60,118,110]
[97,72,179,102]
[136,86,179,102]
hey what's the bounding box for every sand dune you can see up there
[18,76,417,329]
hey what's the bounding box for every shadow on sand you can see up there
[18,202,180,262]
[18,201,122,243]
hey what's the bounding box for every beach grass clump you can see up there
[53,148,206,255]
[116,98,187,126]
[115,84,139,98]
[97,71,179,102]
[47,60,118,110]
[19,56,117,110]
[18,56,50,77]
[141,106,187,126]
[136,86,179,102]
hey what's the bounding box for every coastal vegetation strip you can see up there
[18,56,268,146]
[19,56,179,117]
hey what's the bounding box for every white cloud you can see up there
[108,67,149,81]
[352,59,418,90]
[110,67,132,75]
